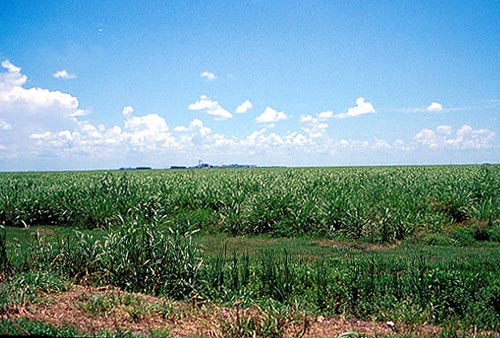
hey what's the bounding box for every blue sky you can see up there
[0,0,499,170]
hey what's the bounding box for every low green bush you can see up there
[449,227,476,246]
[486,226,500,242]
[418,233,457,246]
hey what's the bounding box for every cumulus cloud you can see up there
[188,95,233,120]
[2,60,498,170]
[53,69,76,79]
[427,102,443,112]
[1,60,21,73]
[335,138,391,150]
[173,125,189,132]
[335,97,376,119]
[30,106,180,154]
[121,108,177,150]
[0,60,78,113]
[122,106,135,117]
[299,114,328,138]
[0,60,82,157]
[436,125,452,135]
[412,101,445,113]
[415,125,495,149]
[299,109,335,138]
[243,128,284,147]
[236,100,252,113]
[171,118,236,150]
[317,111,334,119]
[200,71,216,81]
[256,106,288,124]
[284,132,311,146]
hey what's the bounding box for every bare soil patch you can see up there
[1,284,446,337]
[313,239,401,251]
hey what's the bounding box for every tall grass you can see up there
[5,221,202,300]
[0,226,10,276]
[201,246,500,330]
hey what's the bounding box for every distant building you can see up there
[119,166,152,170]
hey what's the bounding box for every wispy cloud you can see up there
[0,119,12,130]
[53,69,76,79]
[200,71,216,81]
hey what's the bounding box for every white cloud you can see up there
[2,60,498,170]
[0,60,82,157]
[121,107,178,150]
[173,125,189,132]
[236,100,252,113]
[335,97,376,119]
[188,118,211,137]
[122,106,135,117]
[412,101,445,113]
[436,125,452,135]
[317,111,334,119]
[1,60,21,73]
[188,95,233,120]
[0,119,12,130]
[124,113,168,134]
[299,114,328,138]
[256,106,288,124]
[0,60,78,112]
[299,109,335,139]
[427,102,443,112]
[299,115,313,123]
[415,125,495,149]
[30,107,180,154]
[243,128,284,147]
[53,69,76,79]
[284,132,311,146]
[172,118,237,150]
[200,71,216,81]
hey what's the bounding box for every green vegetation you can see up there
[1,165,500,336]
[1,165,500,241]
[0,318,83,337]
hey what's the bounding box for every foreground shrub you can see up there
[10,222,203,300]
[99,223,202,298]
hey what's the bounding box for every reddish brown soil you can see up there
[313,239,402,251]
[0,284,447,337]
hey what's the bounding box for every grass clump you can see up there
[0,318,82,337]
[4,221,202,300]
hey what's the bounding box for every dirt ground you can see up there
[0,284,450,337]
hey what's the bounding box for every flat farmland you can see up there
[1,165,500,337]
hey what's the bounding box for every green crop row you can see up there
[1,165,500,242]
